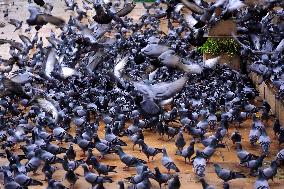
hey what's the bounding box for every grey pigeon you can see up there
[115,146,146,169]
[26,6,65,28]
[153,167,171,188]
[161,148,180,172]
[90,156,117,176]
[242,155,266,175]
[3,171,26,189]
[176,140,195,163]
[137,139,163,161]
[263,160,278,181]
[8,19,23,31]
[168,174,181,189]
[193,149,207,177]
[133,77,187,115]
[141,44,169,58]
[82,164,113,188]
[236,142,259,164]
[13,165,43,186]
[175,131,186,152]
[200,177,215,189]
[213,164,246,182]
[254,170,270,189]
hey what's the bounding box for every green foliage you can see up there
[198,38,240,57]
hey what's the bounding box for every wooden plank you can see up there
[208,19,237,36]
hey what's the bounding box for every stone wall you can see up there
[249,73,284,126]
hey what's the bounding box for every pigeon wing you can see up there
[152,77,187,100]
[43,14,65,26]
[116,2,136,17]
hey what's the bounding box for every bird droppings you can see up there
[0,0,284,189]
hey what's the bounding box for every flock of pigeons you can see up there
[0,0,283,188]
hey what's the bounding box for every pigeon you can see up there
[26,6,65,29]
[263,160,278,181]
[258,128,270,154]
[93,3,125,26]
[90,156,117,176]
[116,1,136,17]
[0,77,30,99]
[8,19,23,31]
[62,155,84,172]
[125,170,152,185]
[158,50,203,74]
[12,165,43,186]
[64,169,78,187]
[164,125,180,140]
[168,174,181,189]
[82,164,113,188]
[46,178,67,189]
[105,127,127,146]
[35,149,63,164]
[141,44,170,58]
[133,77,187,115]
[34,0,45,7]
[242,155,266,175]
[25,156,42,174]
[213,164,246,182]
[273,119,281,136]
[200,177,216,189]
[137,139,163,161]
[231,130,242,144]
[93,134,117,158]
[161,148,180,172]
[66,144,76,160]
[73,135,95,156]
[236,142,259,164]
[153,167,171,188]
[129,130,144,150]
[276,148,284,162]
[3,171,26,189]
[43,141,68,155]
[176,140,195,163]
[193,149,207,177]
[249,126,261,146]
[115,146,146,169]
[180,0,204,14]
[29,96,59,123]
[254,170,270,189]
[200,139,219,161]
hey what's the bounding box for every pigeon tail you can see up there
[30,179,44,186]
[232,172,246,179]
[141,99,160,115]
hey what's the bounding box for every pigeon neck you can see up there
[118,182,125,189]
[3,171,13,184]
[117,148,125,156]
[82,166,90,175]
[200,179,208,188]
[214,164,221,172]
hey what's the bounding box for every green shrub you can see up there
[198,38,240,57]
